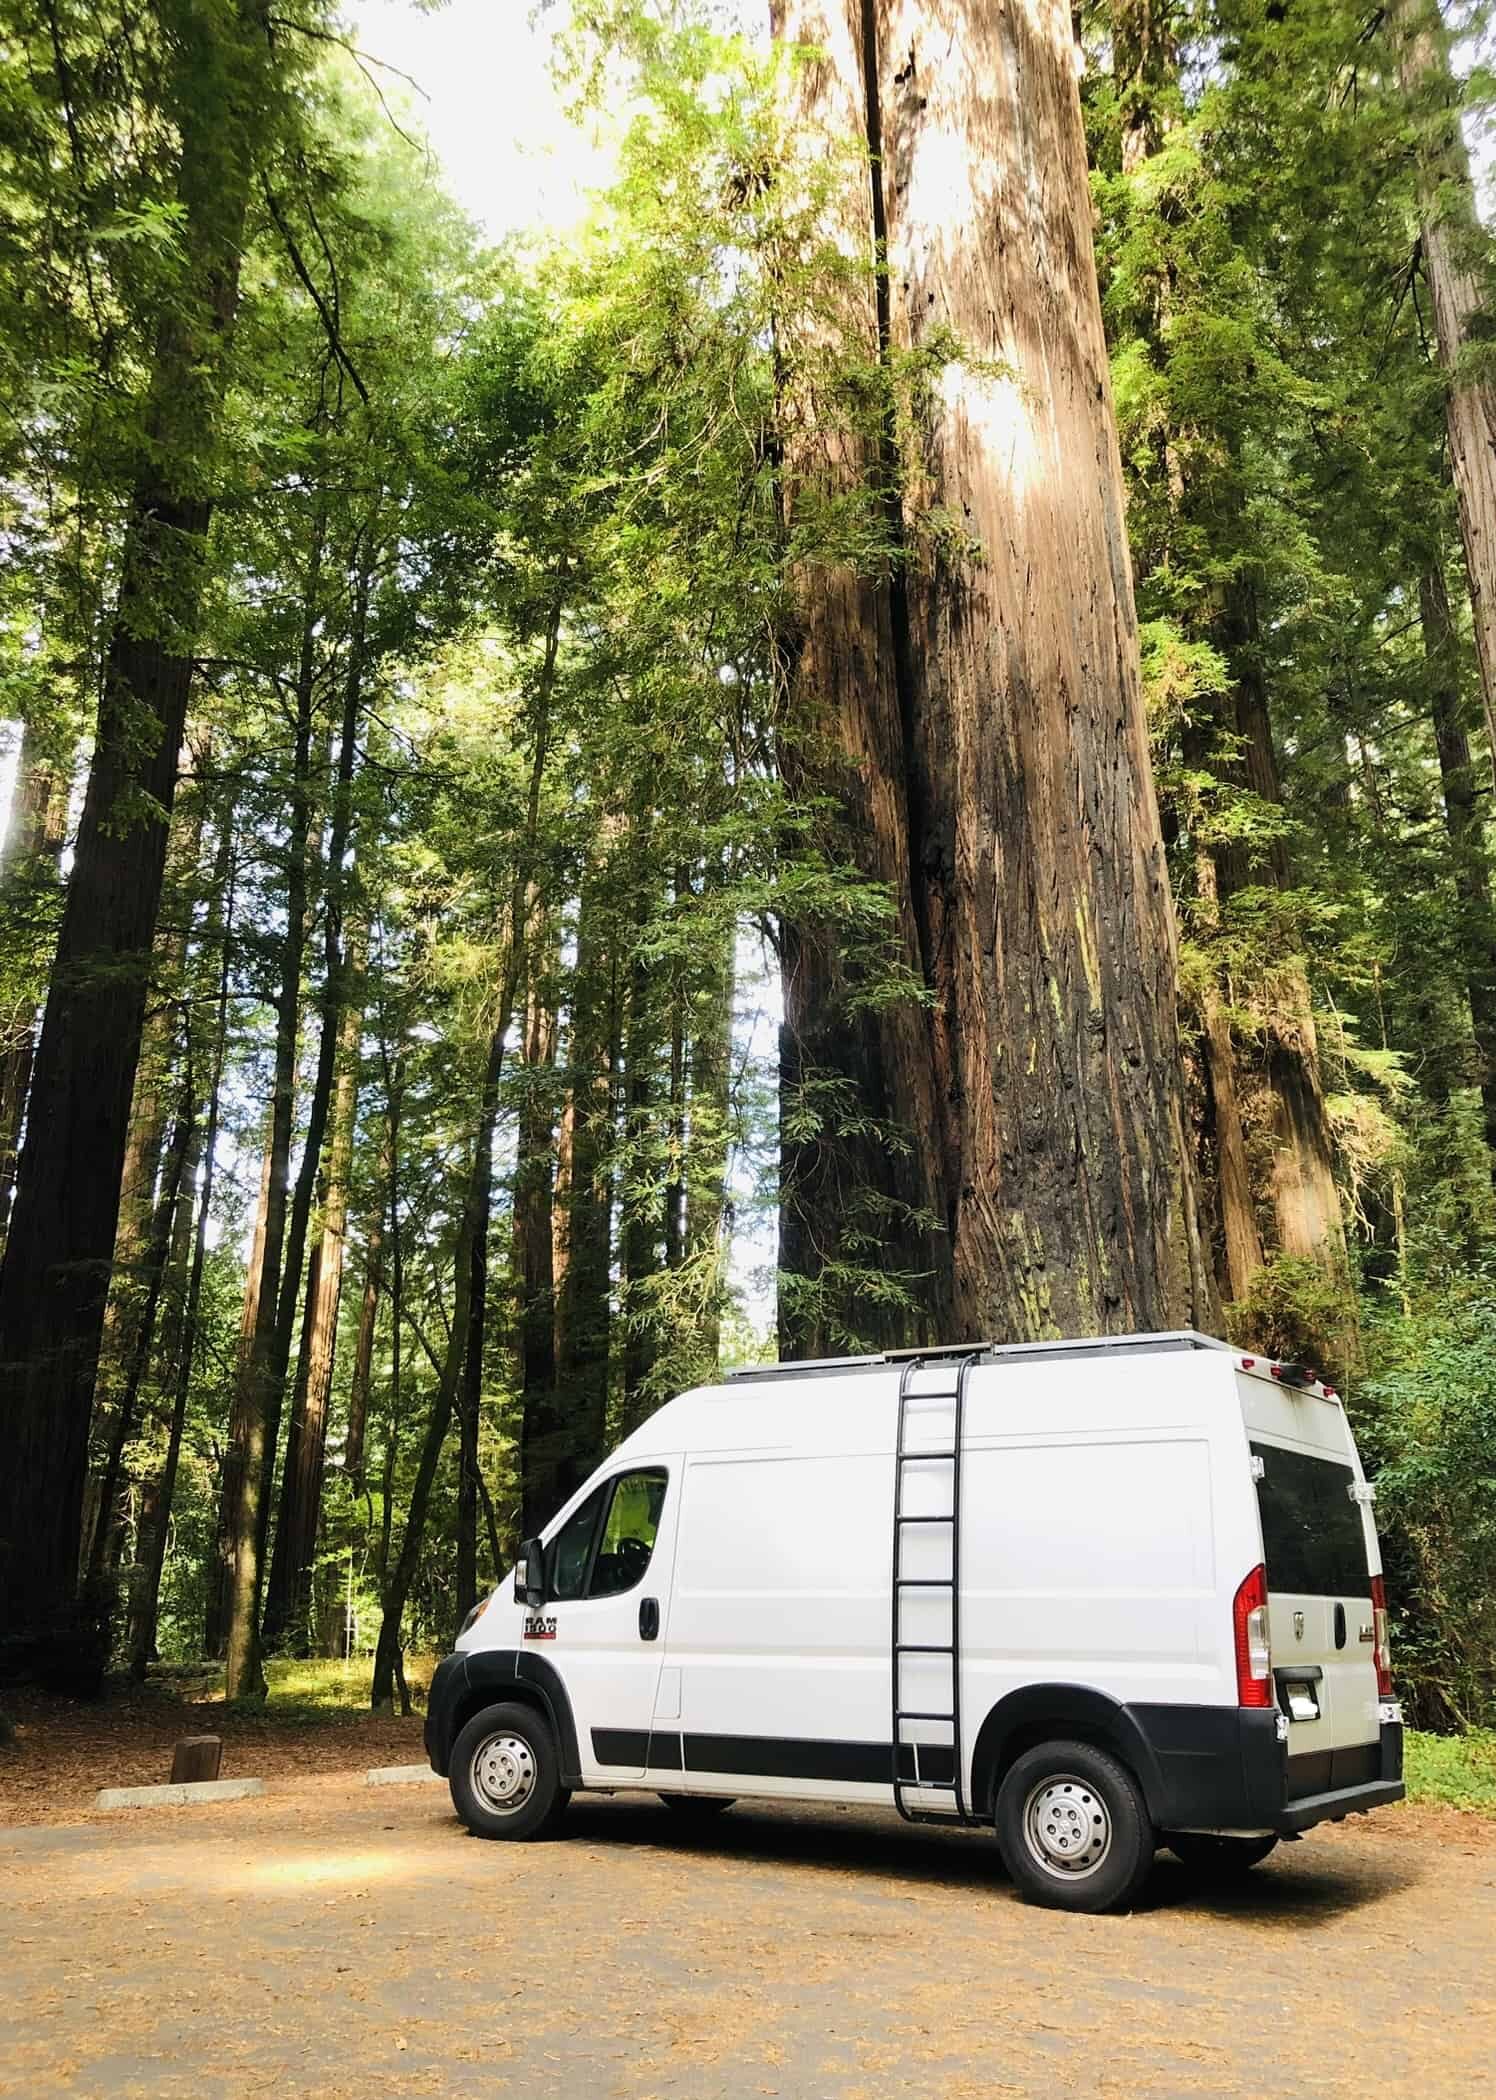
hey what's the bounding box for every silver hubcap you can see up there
[1022,1774,1111,1879]
[471,1731,537,1815]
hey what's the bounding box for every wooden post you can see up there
[169,1735,223,1784]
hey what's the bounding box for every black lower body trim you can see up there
[587,1728,950,1786]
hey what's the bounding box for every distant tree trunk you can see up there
[223,514,324,1702]
[263,920,366,1651]
[684,919,734,1370]
[0,726,68,1236]
[1393,0,1496,792]
[1422,561,1496,1182]
[343,1222,381,1497]
[515,928,560,1533]
[1222,597,1349,1278]
[552,865,616,1496]
[619,948,660,1436]
[0,0,269,1675]
[206,1126,272,1658]
[1191,837,1265,1303]
[454,1017,506,1642]
[371,1028,504,1709]
[128,829,238,1678]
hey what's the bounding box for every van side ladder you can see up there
[892,1352,977,1825]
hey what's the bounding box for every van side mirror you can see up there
[513,1538,547,1608]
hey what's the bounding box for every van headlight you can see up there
[459,1592,493,1637]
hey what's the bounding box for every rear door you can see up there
[1249,1434,1380,1780]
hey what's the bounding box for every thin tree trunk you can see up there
[514,924,559,1532]
[684,916,734,1371]
[1393,0,1496,792]
[551,861,616,1501]
[128,830,238,1677]
[620,947,659,1435]
[1421,562,1496,1181]
[223,512,325,1701]
[263,919,366,1650]
[0,0,261,1664]
[343,1222,382,1497]
[206,1125,272,1657]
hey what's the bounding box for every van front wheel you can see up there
[450,1701,569,1841]
[995,1740,1154,1913]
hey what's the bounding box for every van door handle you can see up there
[639,1597,659,1641]
[1334,1602,1347,1650]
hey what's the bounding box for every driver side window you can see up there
[583,1467,668,1601]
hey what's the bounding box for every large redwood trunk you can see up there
[1422,562,1496,1180]
[775,0,1210,1344]
[1392,0,1496,789]
[0,5,264,1669]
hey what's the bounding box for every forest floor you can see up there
[3,1765,1494,2099]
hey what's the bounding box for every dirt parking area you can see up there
[3,1777,1494,2100]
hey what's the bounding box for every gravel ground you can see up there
[3,1776,1494,2099]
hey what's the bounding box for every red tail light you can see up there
[1370,1575,1393,1697]
[1233,1563,1273,1707]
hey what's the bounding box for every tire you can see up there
[995,1739,1154,1914]
[658,1793,736,1818]
[449,1700,570,1841]
[1168,1832,1278,1877]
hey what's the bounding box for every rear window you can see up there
[1251,1441,1371,1598]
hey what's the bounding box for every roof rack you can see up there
[723,1329,1232,1385]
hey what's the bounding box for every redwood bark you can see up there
[1393,0,1496,791]
[1422,562,1496,1181]
[514,927,559,1519]
[775,0,1211,1342]
[0,2,264,1669]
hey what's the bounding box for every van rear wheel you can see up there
[995,1740,1154,1913]
[450,1701,569,1841]
[1168,1832,1278,1876]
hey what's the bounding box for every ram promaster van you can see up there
[425,1330,1403,1912]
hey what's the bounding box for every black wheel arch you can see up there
[970,1684,1169,1824]
[433,1649,583,1787]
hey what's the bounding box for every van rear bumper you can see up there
[1135,1703,1404,1836]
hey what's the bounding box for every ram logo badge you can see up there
[523,1614,557,1641]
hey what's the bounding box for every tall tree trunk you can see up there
[684,918,734,1371]
[222,513,324,1701]
[1224,596,1349,1277]
[775,0,1211,1344]
[343,1222,381,1498]
[1393,0,1496,792]
[551,865,616,1497]
[1191,837,1265,1302]
[263,921,366,1650]
[0,725,68,1237]
[206,1125,272,1657]
[0,3,265,1670]
[1422,561,1496,1181]
[619,947,660,1435]
[514,927,560,1530]
[772,4,953,1357]
[128,827,238,1678]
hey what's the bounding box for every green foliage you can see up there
[1225,1255,1359,1390]
[1403,1727,1496,1811]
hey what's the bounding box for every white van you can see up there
[425,1331,1403,1911]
